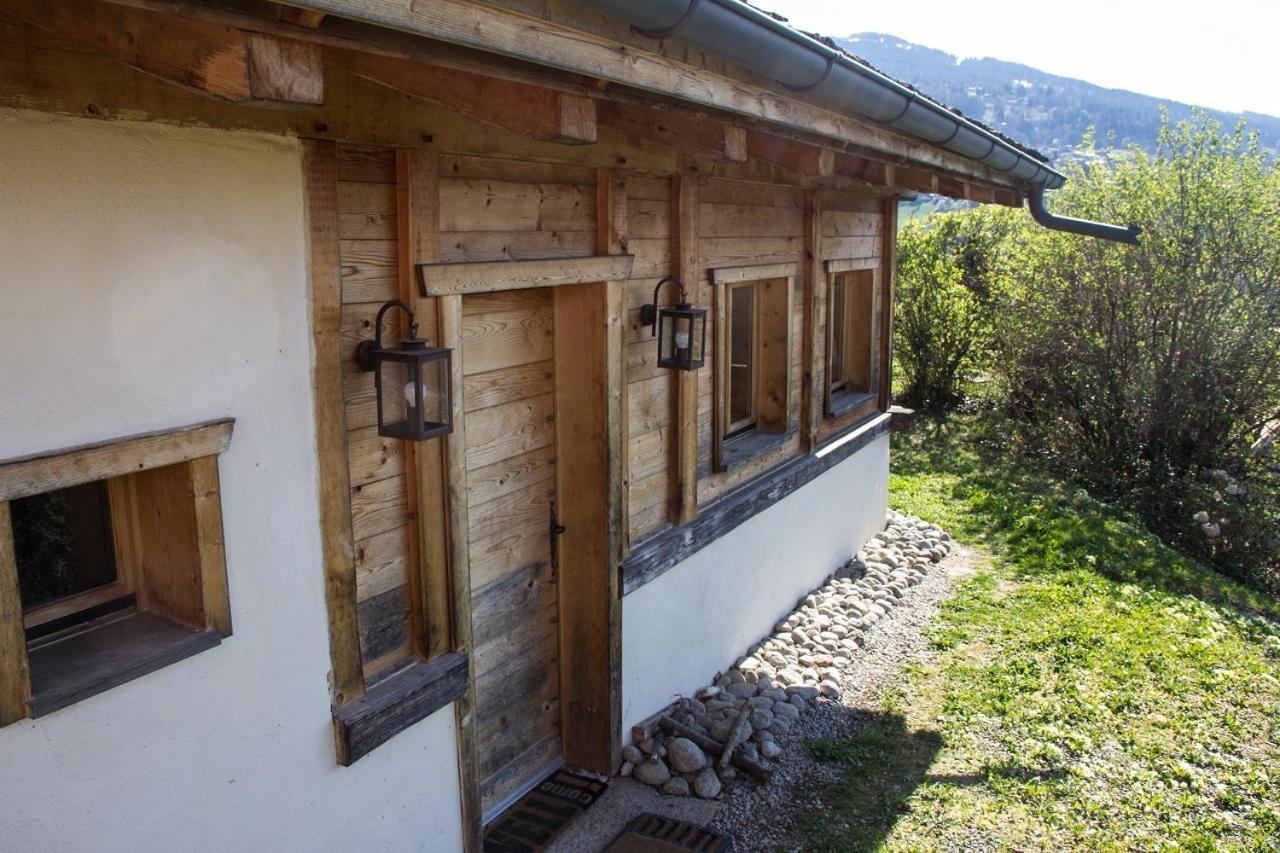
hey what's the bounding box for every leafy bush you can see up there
[895,112,1280,593]
[893,207,1020,408]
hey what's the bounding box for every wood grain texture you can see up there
[0,501,30,726]
[673,175,700,526]
[440,294,482,853]
[825,257,879,273]
[0,419,233,502]
[303,139,364,706]
[334,651,470,766]
[710,261,800,285]
[338,49,596,144]
[420,255,635,296]
[801,189,821,453]
[245,32,323,105]
[553,280,619,774]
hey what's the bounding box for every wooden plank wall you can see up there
[624,176,674,541]
[695,179,807,504]
[815,192,884,444]
[334,145,417,680]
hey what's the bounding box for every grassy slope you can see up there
[796,413,1280,851]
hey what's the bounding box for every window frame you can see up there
[711,262,798,472]
[0,419,234,725]
[823,259,883,424]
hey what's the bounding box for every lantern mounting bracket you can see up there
[640,276,689,335]
[356,299,420,372]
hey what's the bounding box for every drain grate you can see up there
[482,767,608,853]
[604,813,733,852]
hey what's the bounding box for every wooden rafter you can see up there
[598,101,746,162]
[744,129,834,177]
[0,0,323,105]
[334,49,597,144]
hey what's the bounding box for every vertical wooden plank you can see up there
[800,189,821,452]
[191,455,231,638]
[440,293,481,853]
[130,463,205,629]
[756,276,794,433]
[407,149,453,660]
[596,169,628,556]
[596,168,626,770]
[673,174,700,524]
[879,197,898,411]
[0,501,31,726]
[303,139,365,706]
[397,148,450,661]
[553,281,617,774]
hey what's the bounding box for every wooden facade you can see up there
[0,0,1037,848]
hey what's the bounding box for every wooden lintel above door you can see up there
[418,255,635,297]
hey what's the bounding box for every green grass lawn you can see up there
[795,412,1280,851]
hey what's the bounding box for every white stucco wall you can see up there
[621,429,890,734]
[0,110,462,853]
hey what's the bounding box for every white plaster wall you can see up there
[0,111,462,853]
[621,430,889,734]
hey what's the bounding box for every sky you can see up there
[759,1,1280,117]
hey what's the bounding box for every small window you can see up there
[711,266,796,471]
[826,269,879,418]
[0,420,233,724]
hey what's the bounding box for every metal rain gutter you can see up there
[577,0,1140,243]
[1027,188,1141,244]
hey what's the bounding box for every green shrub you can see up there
[895,112,1280,593]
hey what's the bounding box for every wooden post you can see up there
[879,197,898,412]
[801,189,822,452]
[596,169,629,556]
[0,501,31,726]
[672,173,700,525]
[396,149,452,661]
[439,293,481,853]
[303,139,364,707]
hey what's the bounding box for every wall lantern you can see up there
[356,299,453,441]
[640,276,707,372]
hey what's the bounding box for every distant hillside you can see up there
[837,33,1280,161]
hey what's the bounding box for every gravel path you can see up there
[710,542,981,851]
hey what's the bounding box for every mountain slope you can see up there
[838,33,1280,161]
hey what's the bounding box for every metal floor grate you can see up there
[604,813,733,852]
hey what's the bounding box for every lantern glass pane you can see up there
[377,358,410,432]
[417,356,449,428]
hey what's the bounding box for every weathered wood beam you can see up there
[598,101,746,162]
[895,165,939,195]
[334,49,596,144]
[281,0,1021,187]
[302,139,365,707]
[745,129,834,177]
[0,0,323,105]
[672,174,700,525]
[0,419,234,502]
[418,255,635,297]
[277,4,327,29]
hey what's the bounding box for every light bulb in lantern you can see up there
[674,329,691,349]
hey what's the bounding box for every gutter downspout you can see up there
[1027,188,1142,245]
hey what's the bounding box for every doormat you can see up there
[482,767,608,853]
[604,814,733,852]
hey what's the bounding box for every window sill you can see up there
[27,608,220,718]
[333,650,469,765]
[720,429,793,472]
[827,390,876,419]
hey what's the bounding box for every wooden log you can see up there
[657,715,772,783]
[717,703,752,771]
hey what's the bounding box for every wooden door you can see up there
[461,289,561,818]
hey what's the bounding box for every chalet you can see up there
[0,1,1136,850]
